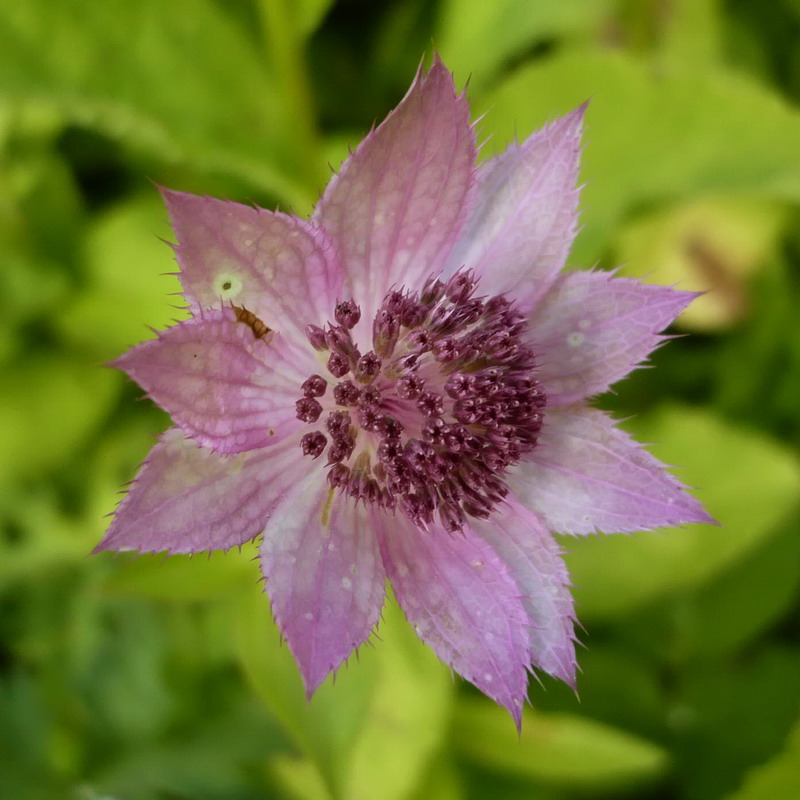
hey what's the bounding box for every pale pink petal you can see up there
[445,105,585,311]
[260,471,386,696]
[114,309,304,454]
[313,55,476,321]
[471,502,577,687]
[95,428,307,554]
[378,516,530,726]
[509,406,714,535]
[161,188,343,344]
[532,271,698,406]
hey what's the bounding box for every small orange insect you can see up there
[231,304,272,340]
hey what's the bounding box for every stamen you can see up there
[335,299,361,329]
[294,270,546,529]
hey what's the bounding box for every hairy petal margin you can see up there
[378,516,531,727]
[260,469,387,696]
[509,406,714,535]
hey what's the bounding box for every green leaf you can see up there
[681,520,800,658]
[100,548,257,602]
[565,406,800,620]
[615,196,787,331]
[237,589,453,800]
[725,717,800,800]
[289,0,335,36]
[235,584,380,799]
[437,0,619,87]
[453,698,669,792]
[656,0,724,72]
[269,754,331,800]
[345,596,453,800]
[476,49,800,265]
[0,0,314,207]
[55,192,187,361]
[0,356,118,483]
[408,757,463,800]
[674,647,800,800]
[531,646,667,742]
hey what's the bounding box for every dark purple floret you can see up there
[302,374,327,398]
[296,397,322,422]
[301,431,327,458]
[327,352,350,378]
[335,298,361,329]
[294,270,546,531]
[333,380,360,406]
[305,324,328,351]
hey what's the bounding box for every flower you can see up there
[95,56,713,726]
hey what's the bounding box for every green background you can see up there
[2,1,800,798]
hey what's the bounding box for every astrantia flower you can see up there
[95,56,713,725]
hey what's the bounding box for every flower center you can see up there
[295,271,546,531]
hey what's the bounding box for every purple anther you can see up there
[302,374,327,398]
[295,397,322,423]
[327,351,350,378]
[305,324,329,351]
[300,431,327,458]
[333,379,361,406]
[335,299,361,329]
[355,351,382,382]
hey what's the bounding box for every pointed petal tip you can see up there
[300,664,330,701]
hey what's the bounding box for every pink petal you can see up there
[161,188,344,344]
[260,471,386,696]
[313,55,476,321]
[532,271,698,406]
[509,406,714,535]
[445,105,585,311]
[95,428,307,554]
[471,502,577,687]
[114,309,304,454]
[378,516,530,727]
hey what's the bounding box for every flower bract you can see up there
[95,55,713,726]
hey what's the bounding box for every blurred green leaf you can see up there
[616,196,787,331]
[0,356,118,483]
[409,756,463,800]
[100,548,256,602]
[682,520,800,658]
[93,700,286,800]
[725,716,800,800]
[0,0,314,207]
[0,487,98,584]
[289,0,334,36]
[238,590,452,800]
[346,596,453,800]
[55,192,186,360]
[565,406,800,620]
[532,645,667,741]
[477,49,800,265]
[674,647,800,800]
[656,0,724,72]
[236,583,380,799]
[453,697,669,792]
[269,754,331,800]
[437,0,618,87]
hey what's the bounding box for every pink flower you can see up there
[95,56,712,726]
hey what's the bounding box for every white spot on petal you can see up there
[341,577,352,590]
[213,272,243,300]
